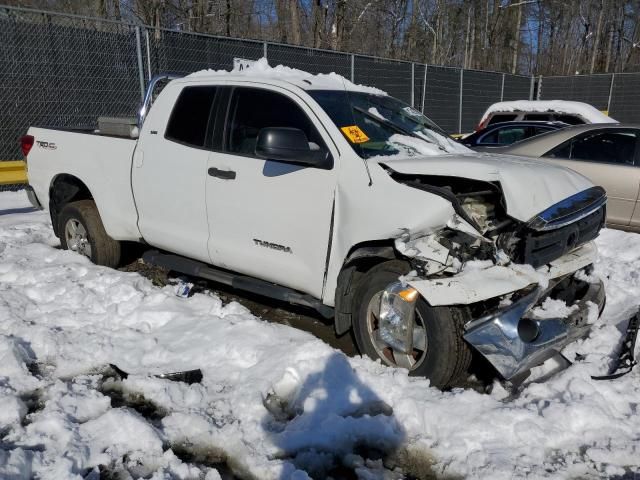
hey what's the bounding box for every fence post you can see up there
[500,73,505,101]
[263,42,268,59]
[536,75,542,100]
[144,28,152,81]
[135,26,145,101]
[529,75,535,100]
[421,64,427,113]
[607,73,615,115]
[411,63,415,107]
[458,69,464,134]
[351,54,355,83]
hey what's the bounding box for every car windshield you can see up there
[308,90,469,159]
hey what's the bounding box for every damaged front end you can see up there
[462,269,605,379]
[381,171,607,380]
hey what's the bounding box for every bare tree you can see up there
[5,0,640,75]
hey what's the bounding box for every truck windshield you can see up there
[308,90,467,159]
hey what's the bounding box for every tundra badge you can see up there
[253,238,292,253]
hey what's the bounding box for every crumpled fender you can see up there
[408,242,597,306]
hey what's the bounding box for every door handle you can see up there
[208,167,236,180]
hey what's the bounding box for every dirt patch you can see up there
[119,258,358,355]
[170,443,240,480]
[98,378,167,424]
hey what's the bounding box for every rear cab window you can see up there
[165,86,217,148]
[487,114,517,125]
[479,126,530,145]
[523,113,552,121]
[555,114,585,125]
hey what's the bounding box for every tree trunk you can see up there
[113,0,121,21]
[605,20,614,72]
[334,0,347,50]
[226,0,232,37]
[511,3,522,74]
[289,0,302,45]
[275,0,288,43]
[464,6,471,68]
[590,1,604,73]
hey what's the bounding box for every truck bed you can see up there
[26,126,141,241]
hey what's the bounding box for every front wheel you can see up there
[58,200,121,268]
[351,260,473,389]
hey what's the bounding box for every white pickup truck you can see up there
[23,61,606,388]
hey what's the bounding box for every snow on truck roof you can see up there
[481,100,617,124]
[187,57,387,95]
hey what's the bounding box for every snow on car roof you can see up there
[188,57,387,95]
[480,100,617,124]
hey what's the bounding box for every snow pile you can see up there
[480,100,618,124]
[189,57,386,95]
[0,190,639,479]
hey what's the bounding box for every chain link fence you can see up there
[1,5,535,161]
[537,73,640,123]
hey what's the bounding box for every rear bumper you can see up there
[463,275,605,379]
[25,185,43,210]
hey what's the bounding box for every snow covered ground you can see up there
[0,189,639,480]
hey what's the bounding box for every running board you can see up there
[142,250,334,319]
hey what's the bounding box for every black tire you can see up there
[351,260,473,389]
[58,200,121,268]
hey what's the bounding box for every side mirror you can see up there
[255,127,332,169]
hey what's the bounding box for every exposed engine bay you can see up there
[387,170,606,278]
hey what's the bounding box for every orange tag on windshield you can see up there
[340,125,370,144]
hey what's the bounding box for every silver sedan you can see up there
[494,124,640,231]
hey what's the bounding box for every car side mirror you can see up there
[255,127,332,169]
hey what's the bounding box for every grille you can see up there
[519,205,605,268]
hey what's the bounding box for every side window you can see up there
[544,139,572,159]
[523,113,552,121]
[480,126,528,145]
[569,131,638,165]
[226,88,326,157]
[532,126,554,136]
[165,86,217,147]
[555,114,585,125]
[487,114,517,125]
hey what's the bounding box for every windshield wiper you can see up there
[353,106,413,136]
[353,106,446,151]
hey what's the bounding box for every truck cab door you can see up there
[132,84,217,263]
[205,86,338,298]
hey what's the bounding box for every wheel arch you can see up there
[49,174,94,237]
[333,239,407,335]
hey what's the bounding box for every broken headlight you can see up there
[378,281,419,354]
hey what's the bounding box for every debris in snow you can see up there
[592,308,639,380]
[108,363,204,384]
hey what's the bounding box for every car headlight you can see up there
[378,281,419,354]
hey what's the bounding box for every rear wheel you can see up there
[351,260,473,389]
[58,200,121,268]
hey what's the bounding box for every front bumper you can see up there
[463,276,605,379]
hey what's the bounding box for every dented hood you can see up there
[378,153,594,222]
